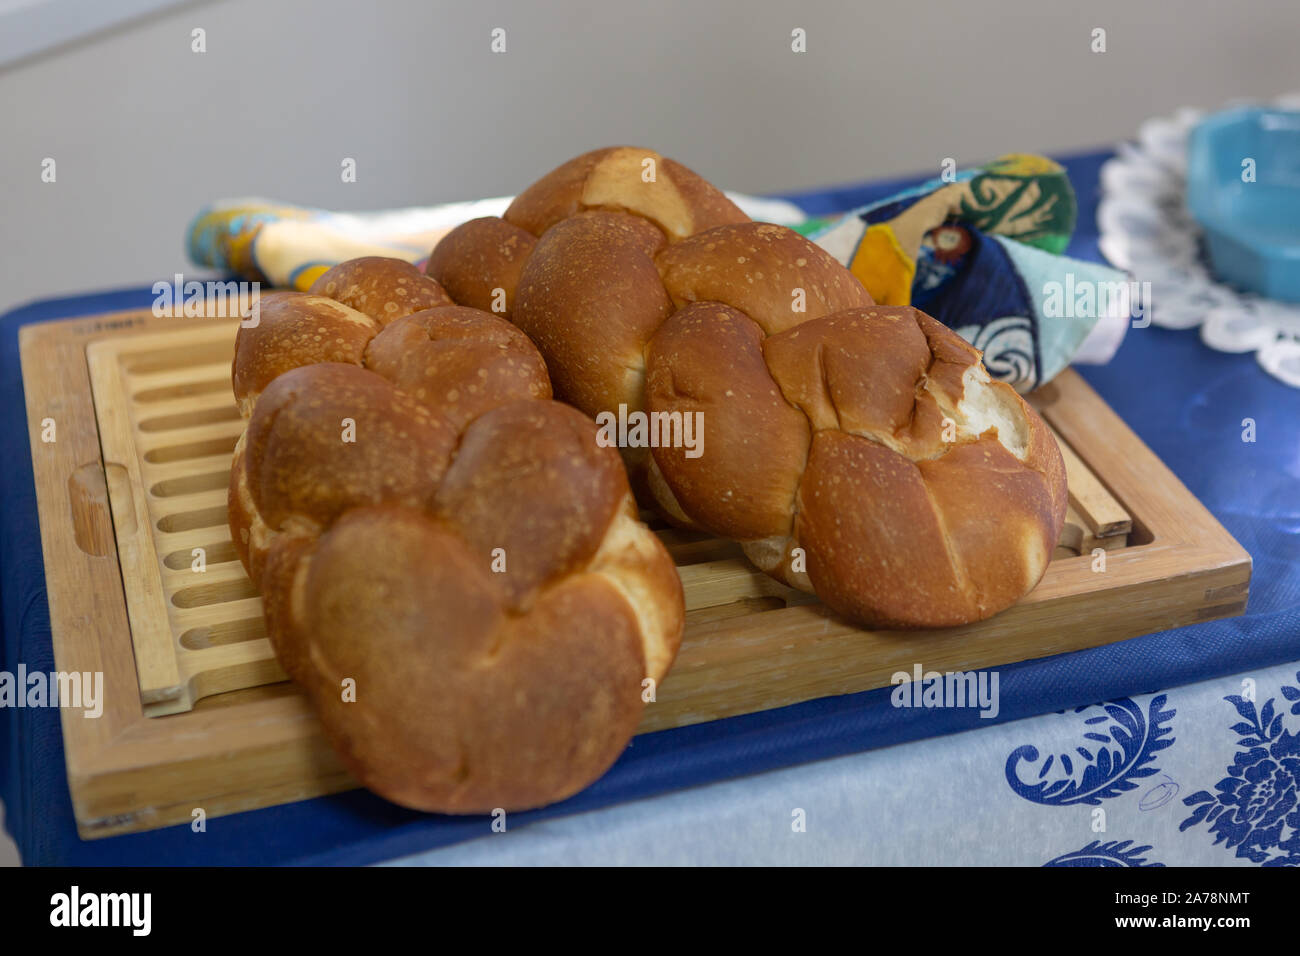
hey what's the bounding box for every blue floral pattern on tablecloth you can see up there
[1044,839,1165,867]
[1179,671,1300,866]
[1006,696,1176,805]
[390,663,1300,866]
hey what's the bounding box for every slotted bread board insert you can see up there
[23,309,1248,837]
[87,322,272,715]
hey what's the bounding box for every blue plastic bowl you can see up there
[1186,107,1300,302]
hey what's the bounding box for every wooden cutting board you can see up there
[20,309,1250,838]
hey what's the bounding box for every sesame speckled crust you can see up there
[307,255,454,324]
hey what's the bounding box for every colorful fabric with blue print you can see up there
[799,154,1126,391]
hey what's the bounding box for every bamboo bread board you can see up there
[21,308,1250,838]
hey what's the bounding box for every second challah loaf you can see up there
[428,148,1068,627]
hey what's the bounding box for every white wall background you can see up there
[1,0,1298,316]
[0,0,1296,863]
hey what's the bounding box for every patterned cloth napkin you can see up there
[186,155,1130,391]
[797,154,1131,391]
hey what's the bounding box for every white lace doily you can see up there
[1098,94,1300,388]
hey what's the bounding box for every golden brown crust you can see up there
[227,431,257,574]
[363,306,551,431]
[761,307,942,457]
[658,156,754,235]
[796,430,968,627]
[308,256,453,325]
[513,212,672,414]
[653,304,1068,626]
[288,505,647,813]
[424,217,537,317]
[242,362,455,535]
[257,530,317,676]
[587,500,685,684]
[794,430,1063,628]
[227,255,684,814]
[503,146,747,241]
[656,222,874,335]
[503,148,613,237]
[231,292,378,414]
[1025,400,1069,521]
[644,304,808,540]
[915,438,1060,614]
[433,400,629,608]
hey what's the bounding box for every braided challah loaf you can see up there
[429,148,1068,627]
[228,256,684,812]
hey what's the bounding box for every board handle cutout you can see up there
[67,462,117,556]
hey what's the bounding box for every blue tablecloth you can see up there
[3,150,1298,865]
